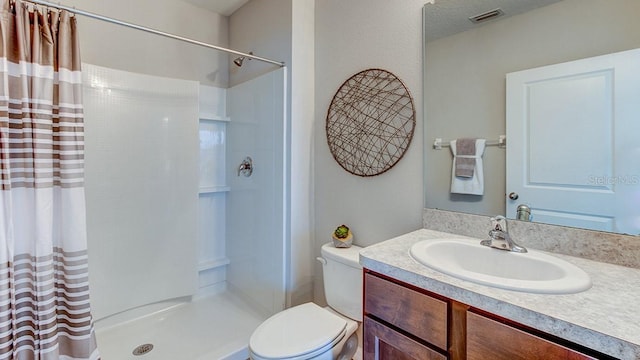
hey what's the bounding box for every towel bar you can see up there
[433,135,506,150]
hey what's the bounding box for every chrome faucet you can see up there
[480,215,527,253]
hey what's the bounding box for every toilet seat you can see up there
[249,302,347,359]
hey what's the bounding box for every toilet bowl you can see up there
[249,303,358,360]
[249,243,363,360]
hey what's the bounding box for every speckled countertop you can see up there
[359,229,640,360]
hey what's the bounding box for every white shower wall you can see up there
[83,64,200,320]
[226,68,287,317]
[83,64,287,325]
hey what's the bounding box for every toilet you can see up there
[249,243,363,360]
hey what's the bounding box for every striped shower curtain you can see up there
[0,0,99,359]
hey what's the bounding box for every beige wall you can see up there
[58,0,229,86]
[424,0,640,217]
[314,0,425,304]
[289,0,315,307]
[228,0,291,87]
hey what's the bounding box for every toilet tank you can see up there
[320,243,363,322]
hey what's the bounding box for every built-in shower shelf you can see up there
[199,114,230,122]
[199,186,230,194]
[198,257,230,272]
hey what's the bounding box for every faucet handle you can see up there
[237,156,253,177]
[484,215,527,253]
[490,215,508,232]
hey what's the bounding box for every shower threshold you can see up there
[94,288,267,359]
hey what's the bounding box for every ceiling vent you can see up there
[468,8,505,24]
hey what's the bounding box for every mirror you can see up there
[423,0,640,235]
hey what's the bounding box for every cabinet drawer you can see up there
[364,273,448,350]
[364,316,447,360]
[467,311,597,360]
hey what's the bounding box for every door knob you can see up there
[508,192,519,200]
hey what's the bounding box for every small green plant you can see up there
[334,224,350,239]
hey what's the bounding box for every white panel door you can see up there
[506,48,640,234]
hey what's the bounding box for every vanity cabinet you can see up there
[363,270,610,360]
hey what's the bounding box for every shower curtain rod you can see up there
[25,0,285,67]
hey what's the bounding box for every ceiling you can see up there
[182,0,249,16]
[424,0,563,42]
[181,0,563,36]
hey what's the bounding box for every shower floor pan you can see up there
[95,289,267,359]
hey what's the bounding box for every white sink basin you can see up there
[409,239,591,294]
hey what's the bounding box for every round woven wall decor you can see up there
[326,68,415,177]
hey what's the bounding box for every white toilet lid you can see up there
[250,302,347,359]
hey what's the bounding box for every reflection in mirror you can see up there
[423,0,640,235]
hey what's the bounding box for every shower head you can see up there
[233,52,253,67]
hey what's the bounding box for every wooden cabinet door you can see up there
[364,273,448,350]
[467,311,597,360]
[363,317,446,360]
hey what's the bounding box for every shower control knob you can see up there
[508,192,519,200]
[237,156,253,177]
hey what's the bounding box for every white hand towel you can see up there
[450,139,486,195]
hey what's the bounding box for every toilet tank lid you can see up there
[321,243,362,268]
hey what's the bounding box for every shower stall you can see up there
[4,1,289,359]
[81,60,287,360]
